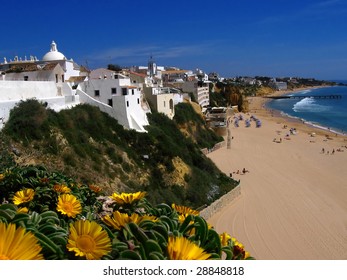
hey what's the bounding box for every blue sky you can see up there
[1,0,347,80]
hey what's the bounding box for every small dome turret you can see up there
[42,41,66,61]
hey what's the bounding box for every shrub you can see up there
[1,101,238,210]
[0,165,253,260]
[3,99,50,144]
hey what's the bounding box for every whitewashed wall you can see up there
[79,78,149,132]
[0,81,58,100]
[77,88,148,132]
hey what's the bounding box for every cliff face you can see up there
[1,100,237,208]
[255,86,275,96]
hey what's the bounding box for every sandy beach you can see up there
[207,90,347,259]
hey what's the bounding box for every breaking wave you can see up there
[292,97,332,113]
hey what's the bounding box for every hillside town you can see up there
[0,41,211,132]
[0,41,334,133]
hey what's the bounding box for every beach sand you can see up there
[207,92,347,259]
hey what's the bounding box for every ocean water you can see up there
[266,85,347,135]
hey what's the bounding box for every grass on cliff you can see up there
[1,99,238,209]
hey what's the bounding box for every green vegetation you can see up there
[212,83,249,111]
[1,99,238,209]
[174,103,223,148]
[0,165,252,260]
[4,99,51,143]
[107,64,122,72]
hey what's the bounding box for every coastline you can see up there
[257,86,346,136]
[206,87,347,259]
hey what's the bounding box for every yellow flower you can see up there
[232,237,244,249]
[220,232,232,246]
[109,191,146,205]
[129,212,157,224]
[17,207,29,213]
[103,211,130,230]
[232,237,246,258]
[178,214,195,235]
[56,194,82,218]
[0,222,44,260]
[167,236,211,260]
[67,220,112,260]
[172,203,199,216]
[53,184,71,193]
[178,214,187,224]
[0,173,5,181]
[103,211,157,230]
[12,188,35,205]
[245,251,251,259]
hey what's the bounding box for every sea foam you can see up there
[292,97,331,113]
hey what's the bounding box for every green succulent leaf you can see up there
[144,239,162,254]
[0,208,16,221]
[120,250,142,260]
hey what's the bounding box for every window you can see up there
[132,89,135,95]
[61,75,64,83]
[122,88,127,95]
[163,101,166,107]
[24,76,28,81]
[111,88,117,94]
[108,99,113,107]
[55,74,58,83]
[126,101,129,107]
[94,90,100,97]
[137,98,140,104]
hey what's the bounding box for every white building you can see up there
[42,41,81,81]
[143,86,175,119]
[0,41,150,132]
[78,69,149,132]
[269,78,288,91]
[0,41,81,128]
[181,80,210,110]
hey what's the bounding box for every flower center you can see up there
[0,254,10,260]
[62,202,73,212]
[76,235,96,253]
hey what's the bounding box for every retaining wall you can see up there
[201,140,225,155]
[200,184,241,220]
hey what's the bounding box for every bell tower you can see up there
[148,55,157,77]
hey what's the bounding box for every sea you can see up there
[265,82,347,135]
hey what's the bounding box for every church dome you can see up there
[42,41,66,61]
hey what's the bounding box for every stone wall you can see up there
[200,184,241,220]
[201,140,225,155]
